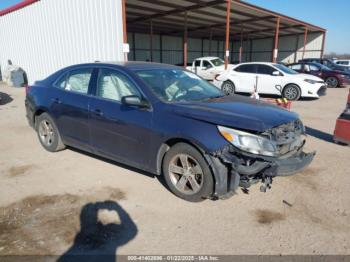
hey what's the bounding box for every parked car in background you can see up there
[287,62,350,88]
[186,57,232,81]
[213,62,326,101]
[299,58,349,72]
[25,62,315,202]
[335,60,350,69]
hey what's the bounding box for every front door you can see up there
[256,64,282,95]
[89,68,153,169]
[201,60,215,80]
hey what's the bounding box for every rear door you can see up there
[256,64,282,95]
[89,67,153,168]
[233,64,257,93]
[49,67,94,150]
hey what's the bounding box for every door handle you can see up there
[93,109,104,116]
[51,98,62,104]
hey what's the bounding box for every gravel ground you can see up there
[0,83,349,256]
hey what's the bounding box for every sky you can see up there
[1,0,349,53]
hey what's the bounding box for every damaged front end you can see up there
[206,120,315,200]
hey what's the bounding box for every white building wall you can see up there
[0,0,124,84]
[294,32,323,61]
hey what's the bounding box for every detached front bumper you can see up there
[207,145,315,199]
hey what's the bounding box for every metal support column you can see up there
[320,31,326,58]
[302,27,308,59]
[209,28,213,56]
[224,0,231,69]
[122,0,128,61]
[183,11,188,68]
[239,28,243,63]
[272,17,280,63]
[150,19,153,62]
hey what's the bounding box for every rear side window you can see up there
[235,64,256,73]
[194,60,201,67]
[97,69,140,102]
[54,73,68,89]
[257,64,275,75]
[290,64,302,70]
[65,69,92,94]
[55,68,92,94]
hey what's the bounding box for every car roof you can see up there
[63,61,182,71]
[195,56,221,60]
[235,62,276,66]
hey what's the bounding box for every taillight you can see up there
[25,85,31,95]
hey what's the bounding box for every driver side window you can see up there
[203,60,213,69]
[97,69,140,102]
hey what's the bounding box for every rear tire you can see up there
[282,84,301,101]
[36,112,65,152]
[221,81,235,95]
[325,76,339,88]
[162,143,214,202]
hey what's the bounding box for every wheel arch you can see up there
[155,138,208,176]
[33,107,49,127]
[282,83,301,96]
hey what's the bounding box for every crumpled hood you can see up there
[170,95,299,132]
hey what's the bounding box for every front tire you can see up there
[36,112,65,152]
[162,143,214,202]
[221,81,235,95]
[325,76,339,88]
[282,84,301,101]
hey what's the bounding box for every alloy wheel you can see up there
[168,154,204,195]
[284,86,298,100]
[38,120,55,146]
[222,82,234,95]
[326,77,338,88]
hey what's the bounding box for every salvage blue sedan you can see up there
[25,62,315,201]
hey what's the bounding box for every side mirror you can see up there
[121,95,148,108]
[272,71,280,76]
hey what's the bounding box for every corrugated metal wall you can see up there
[0,0,124,84]
[128,32,324,65]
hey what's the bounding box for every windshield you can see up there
[210,58,224,67]
[273,64,298,74]
[135,69,224,102]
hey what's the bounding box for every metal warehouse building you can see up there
[0,0,326,84]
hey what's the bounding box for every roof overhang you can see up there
[126,0,326,40]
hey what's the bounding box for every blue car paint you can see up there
[26,62,300,175]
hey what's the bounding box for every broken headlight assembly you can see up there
[217,125,278,157]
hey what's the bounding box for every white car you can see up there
[335,60,350,69]
[213,62,327,100]
[186,57,233,81]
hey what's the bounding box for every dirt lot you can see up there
[0,83,349,256]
